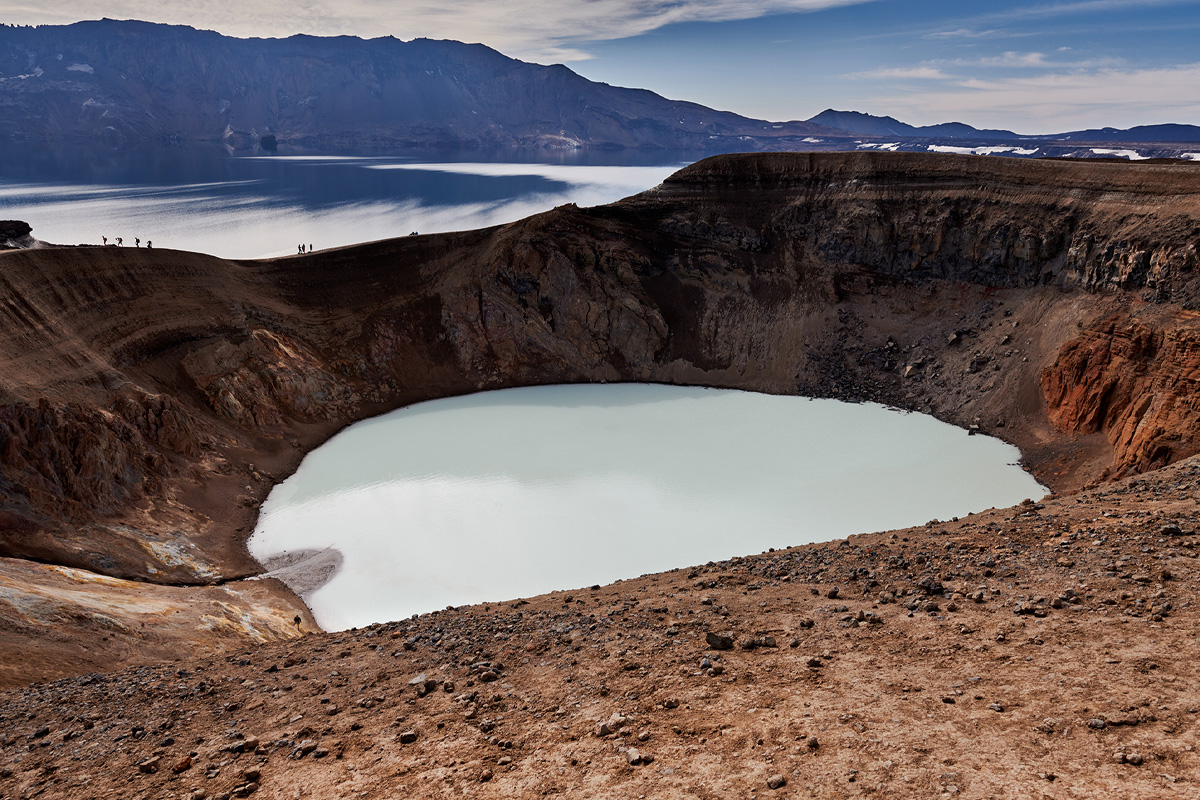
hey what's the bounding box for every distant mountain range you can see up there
[0,19,837,149]
[805,109,1200,145]
[1,20,1198,155]
[806,109,1022,141]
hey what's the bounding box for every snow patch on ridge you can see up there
[1091,148,1149,160]
[927,145,1040,156]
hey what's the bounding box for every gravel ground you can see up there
[4,456,1200,799]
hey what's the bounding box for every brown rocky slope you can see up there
[1,151,1200,689]
[3,452,1200,799]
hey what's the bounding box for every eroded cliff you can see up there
[2,151,1200,685]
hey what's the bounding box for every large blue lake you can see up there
[0,145,691,258]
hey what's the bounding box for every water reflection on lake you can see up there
[0,145,687,258]
[250,384,1047,630]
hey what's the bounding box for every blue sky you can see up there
[576,0,1200,131]
[4,0,1199,132]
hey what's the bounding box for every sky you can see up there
[3,0,1199,132]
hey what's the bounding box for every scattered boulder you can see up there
[918,577,945,596]
[738,634,778,649]
[620,746,652,765]
[291,740,318,758]
[597,713,632,737]
[705,631,734,650]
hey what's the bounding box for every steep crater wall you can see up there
[2,151,1200,684]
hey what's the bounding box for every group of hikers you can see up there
[101,236,151,248]
[98,236,327,254]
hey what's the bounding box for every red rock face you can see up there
[1043,313,1200,476]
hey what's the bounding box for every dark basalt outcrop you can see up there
[0,219,33,248]
[0,220,30,239]
[2,151,1200,685]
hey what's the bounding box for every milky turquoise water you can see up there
[249,384,1046,630]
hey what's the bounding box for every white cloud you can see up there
[844,51,1127,91]
[846,66,951,80]
[3,0,878,62]
[981,0,1196,23]
[979,51,1049,67]
[868,62,1200,132]
[923,27,1004,40]
[968,51,1125,69]
[920,1,1192,42]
